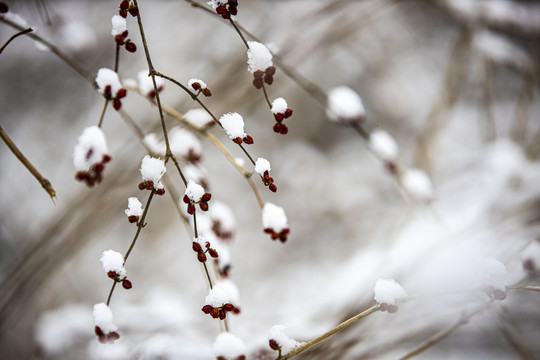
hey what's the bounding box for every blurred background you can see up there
[0,0,539,359]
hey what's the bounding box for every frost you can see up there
[374,278,407,305]
[255,158,271,176]
[247,41,273,73]
[111,15,127,36]
[184,108,213,129]
[95,68,122,96]
[100,250,126,278]
[138,70,164,97]
[212,332,246,360]
[401,168,433,202]
[169,127,202,162]
[204,280,240,308]
[271,97,288,115]
[268,325,301,355]
[125,197,143,218]
[262,203,288,232]
[140,155,166,185]
[369,130,399,161]
[220,112,246,139]
[326,86,366,124]
[73,126,109,171]
[93,303,117,334]
[185,179,205,201]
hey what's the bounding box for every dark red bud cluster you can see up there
[95,326,120,344]
[127,215,139,223]
[0,1,8,13]
[183,192,212,215]
[106,271,133,290]
[187,148,202,163]
[252,66,276,89]
[264,227,290,243]
[190,82,212,97]
[138,180,165,196]
[148,85,164,99]
[114,30,137,53]
[273,108,292,135]
[192,240,219,263]
[201,302,239,320]
[215,0,238,20]
[378,303,399,313]
[119,0,138,18]
[103,85,127,110]
[75,154,111,187]
[269,339,280,351]
[232,135,254,145]
[212,221,234,241]
[261,170,277,192]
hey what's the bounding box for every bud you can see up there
[122,278,132,289]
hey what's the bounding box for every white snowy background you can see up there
[0,1,539,359]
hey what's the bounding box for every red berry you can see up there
[269,339,280,351]
[243,135,254,144]
[233,137,242,144]
[102,154,112,163]
[252,78,263,89]
[269,184,277,192]
[202,88,212,97]
[191,82,201,91]
[128,215,139,223]
[274,113,284,122]
[120,0,129,10]
[197,252,207,263]
[115,34,126,45]
[284,108,293,118]
[113,98,122,110]
[156,188,165,196]
[119,9,127,17]
[124,40,137,53]
[201,193,212,202]
[116,88,127,99]
[265,66,276,76]
[199,202,209,212]
[0,2,9,13]
[187,203,196,215]
[122,279,132,289]
[183,194,191,204]
[107,271,117,280]
[264,74,274,85]
[273,123,281,133]
[104,85,112,97]
[128,5,139,17]
[279,124,288,134]
[93,162,104,173]
[138,182,146,191]
[202,305,213,314]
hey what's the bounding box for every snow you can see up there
[369,130,398,161]
[184,108,213,129]
[125,197,143,217]
[473,257,507,292]
[271,97,288,115]
[204,280,239,308]
[254,157,271,176]
[326,86,366,124]
[185,179,205,201]
[373,279,407,305]
[92,303,117,334]
[95,68,122,95]
[268,325,301,355]
[212,332,246,360]
[169,127,202,160]
[219,112,246,139]
[100,250,126,278]
[137,70,164,97]
[140,155,166,184]
[143,133,166,156]
[73,126,108,171]
[188,78,207,90]
[262,203,288,232]
[209,200,236,239]
[401,168,434,202]
[111,15,127,36]
[247,41,273,73]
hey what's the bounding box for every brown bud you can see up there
[269,339,280,351]
[107,271,118,280]
[269,184,277,192]
[102,154,112,163]
[128,5,139,17]
[138,182,146,191]
[201,193,212,202]
[124,40,137,53]
[0,2,9,13]
[197,251,207,263]
[156,188,165,196]
[187,203,196,215]
[199,202,209,212]
[233,137,243,144]
[202,305,213,314]
[128,215,139,223]
[93,162,104,173]
[183,194,191,204]
[253,78,263,89]
[253,70,264,80]
[191,82,201,91]
[264,228,274,234]
[75,171,87,181]
[122,278,132,289]
[202,88,212,97]
[222,303,234,311]
[264,75,273,85]
[192,241,203,252]
[284,108,293,118]
[243,135,254,144]
[113,98,122,111]
[208,248,219,258]
[265,66,276,76]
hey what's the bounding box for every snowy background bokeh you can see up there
[1,0,540,359]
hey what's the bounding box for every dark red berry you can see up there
[128,215,139,223]
[274,113,284,122]
[120,0,129,10]
[264,75,274,85]
[191,82,201,91]
[75,171,87,181]
[208,248,218,258]
[265,66,276,76]
[243,135,254,144]
[0,2,9,13]
[107,271,117,280]
[197,252,207,263]
[138,182,146,190]
[187,203,196,215]
[104,85,112,97]
[284,108,293,118]
[269,339,280,351]
[199,202,209,212]
[202,88,212,97]
[233,137,242,144]
[192,241,203,252]
[269,184,277,192]
[264,228,274,234]
[102,154,112,163]
[122,279,132,289]
[124,40,137,53]
[93,162,104,173]
[128,6,139,17]
[202,305,213,314]
[201,193,212,202]
[273,123,281,133]
[279,124,288,134]
[222,303,234,311]
[183,194,191,204]
[156,188,165,196]
[253,78,263,89]
[113,98,122,110]
[119,9,127,17]
[116,88,127,99]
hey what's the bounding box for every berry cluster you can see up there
[215,0,238,20]
[118,0,138,18]
[252,66,276,89]
[233,134,253,145]
[75,154,112,187]
[138,180,165,196]
[183,192,211,214]
[94,326,120,344]
[114,30,136,53]
[192,240,219,263]
[263,226,290,243]
[106,270,133,290]
[103,85,127,111]
[261,170,277,193]
[273,108,293,135]
[202,302,239,320]
[190,81,212,97]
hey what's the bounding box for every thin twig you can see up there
[0,123,56,200]
[279,304,379,360]
[97,98,109,128]
[0,27,32,54]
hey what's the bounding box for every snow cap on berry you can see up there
[93,303,118,334]
[110,15,127,36]
[137,70,164,97]
[204,280,240,308]
[268,325,301,355]
[125,197,143,218]
[212,332,246,360]
[100,250,126,278]
[188,78,207,90]
[271,97,288,115]
[255,158,271,176]
[474,257,507,292]
[73,126,109,171]
[220,112,246,139]
[247,41,273,73]
[185,179,205,201]
[143,133,166,156]
[401,168,433,203]
[374,278,407,306]
[140,155,166,187]
[326,86,366,124]
[262,203,288,233]
[96,68,123,96]
[169,127,202,161]
[184,109,213,129]
[209,200,236,240]
[369,130,399,161]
